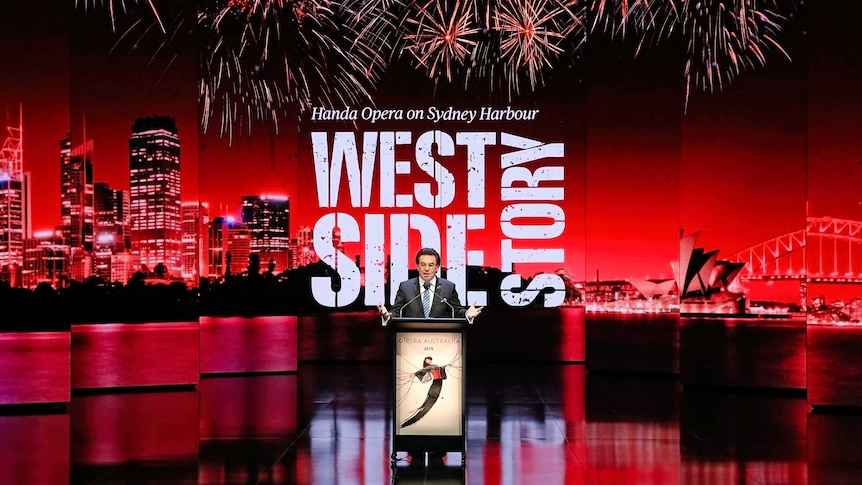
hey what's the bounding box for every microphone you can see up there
[440,298,456,319]
[434,285,456,319]
[396,289,426,318]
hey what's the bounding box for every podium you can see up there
[388,317,468,466]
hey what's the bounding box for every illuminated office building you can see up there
[22,231,69,289]
[226,222,251,276]
[206,217,225,278]
[241,195,290,253]
[0,176,28,270]
[93,183,130,280]
[207,216,251,277]
[60,134,94,252]
[0,113,28,272]
[182,201,208,281]
[110,252,141,284]
[288,225,316,269]
[129,116,182,277]
[69,247,92,282]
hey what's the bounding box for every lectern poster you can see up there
[395,332,463,436]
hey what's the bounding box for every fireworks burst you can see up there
[402,0,480,82]
[341,0,407,60]
[681,0,794,107]
[81,0,800,133]
[200,0,386,139]
[74,0,165,32]
[591,0,798,110]
[590,0,677,40]
[490,0,583,94]
[89,0,385,141]
[345,0,585,97]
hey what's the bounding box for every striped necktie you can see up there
[422,281,431,317]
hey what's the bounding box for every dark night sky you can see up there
[0,0,69,233]
[3,1,861,303]
[68,3,199,209]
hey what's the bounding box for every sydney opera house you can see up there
[626,233,747,314]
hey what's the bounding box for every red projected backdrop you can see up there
[294,73,588,309]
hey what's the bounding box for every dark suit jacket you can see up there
[391,277,466,319]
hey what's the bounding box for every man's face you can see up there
[416,254,438,282]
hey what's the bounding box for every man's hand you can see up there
[465,301,483,320]
[377,301,390,319]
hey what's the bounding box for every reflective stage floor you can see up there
[3,363,861,484]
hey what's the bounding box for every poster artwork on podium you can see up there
[395,332,462,436]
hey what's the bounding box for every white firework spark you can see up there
[493,0,583,93]
[403,0,480,82]
[682,0,794,101]
[80,0,801,128]
[74,0,165,32]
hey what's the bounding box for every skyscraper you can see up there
[226,222,251,276]
[93,182,129,280]
[60,134,94,251]
[0,112,27,272]
[181,201,208,281]
[289,225,316,269]
[207,217,226,278]
[129,116,182,277]
[198,202,209,279]
[241,195,290,252]
[207,216,250,277]
[23,230,68,289]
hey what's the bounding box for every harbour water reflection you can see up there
[2,361,850,484]
[3,311,862,483]
[297,308,586,363]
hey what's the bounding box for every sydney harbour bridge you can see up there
[726,217,862,285]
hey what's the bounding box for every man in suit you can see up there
[379,248,480,466]
[378,247,482,322]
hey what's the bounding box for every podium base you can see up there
[390,450,466,468]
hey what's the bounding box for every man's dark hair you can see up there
[415,247,441,265]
